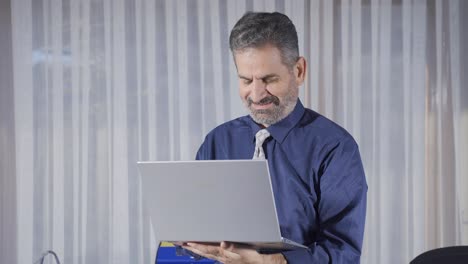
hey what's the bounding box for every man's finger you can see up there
[184,243,240,261]
[220,241,235,251]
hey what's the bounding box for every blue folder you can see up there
[156,246,216,264]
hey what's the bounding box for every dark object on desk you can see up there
[34,250,61,264]
[410,246,468,264]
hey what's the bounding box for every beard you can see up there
[245,84,298,126]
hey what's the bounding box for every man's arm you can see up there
[282,137,367,263]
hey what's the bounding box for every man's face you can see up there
[234,45,305,127]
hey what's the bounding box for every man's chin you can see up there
[250,108,272,115]
[250,113,277,126]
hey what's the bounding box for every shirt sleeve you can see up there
[196,139,209,160]
[196,134,216,160]
[282,136,367,264]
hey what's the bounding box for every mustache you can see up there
[247,96,280,106]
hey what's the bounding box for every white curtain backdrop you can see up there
[1,0,467,263]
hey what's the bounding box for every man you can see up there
[181,12,367,263]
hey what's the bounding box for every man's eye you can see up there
[264,78,278,84]
[243,79,252,85]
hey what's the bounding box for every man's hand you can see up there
[182,242,287,264]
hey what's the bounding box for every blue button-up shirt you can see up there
[196,99,367,263]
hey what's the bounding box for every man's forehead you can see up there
[234,46,288,75]
[233,44,282,58]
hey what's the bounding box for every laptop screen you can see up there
[138,160,282,244]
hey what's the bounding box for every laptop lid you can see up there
[138,160,285,245]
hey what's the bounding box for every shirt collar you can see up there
[247,99,305,144]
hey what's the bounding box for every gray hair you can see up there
[229,12,299,69]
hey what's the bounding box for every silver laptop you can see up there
[137,160,308,251]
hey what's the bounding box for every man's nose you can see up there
[250,79,267,101]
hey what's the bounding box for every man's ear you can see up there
[294,57,307,87]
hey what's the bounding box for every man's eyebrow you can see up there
[257,74,279,80]
[238,74,279,80]
[238,74,251,80]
